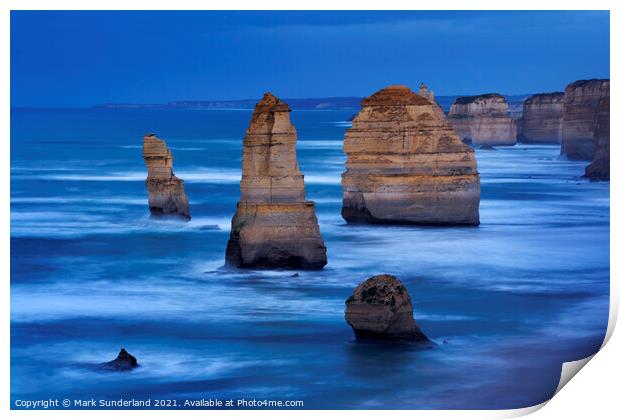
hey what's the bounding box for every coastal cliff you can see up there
[447,94,517,145]
[584,82,610,180]
[225,93,327,269]
[341,85,480,226]
[142,134,190,220]
[519,92,564,143]
[562,79,610,160]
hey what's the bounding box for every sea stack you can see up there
[561,79,610,160]
[225,93,327,270]
[142,134,190,220]
[345,274,428,342]
[341,85,480,226]
[101,348,138,371]
[584,82,610,181]
[418,82,445,115]
[519,92,564,143]
[447,94,517,145]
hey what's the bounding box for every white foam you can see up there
[11,196,147,205]
[297,140,342,149]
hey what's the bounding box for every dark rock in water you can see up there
[290,273,300,277]
[478,144,495,150]
[345,274,428,342]
[102,348,138,371]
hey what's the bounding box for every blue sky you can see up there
[11,10,610,107]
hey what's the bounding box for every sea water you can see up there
[10,108,610,409]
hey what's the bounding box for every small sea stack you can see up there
[447,94,517,145]
[341,85,480,226]
[562,79,610,161]
[142,133,190,220]
[417,82,445,116]
[519,92,564,143]
[345,274,428,342]
[584,82,610,181]
[101,348,138,371]
[225,93,327,270]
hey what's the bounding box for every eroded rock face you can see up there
[341,85,480,226]
[143,134,190,220]
[225,93,327,270]
[584,82,610,181]
[447,94,517,145]
[345,274,428,342]
[519,92,564,143]
[101,348,138,371]
[562,79,610,160]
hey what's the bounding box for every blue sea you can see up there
[10,108,610,409]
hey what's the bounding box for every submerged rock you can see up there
[142,133,190,220]
[447,94,517,145]
[561,79,610,160]
[341,84,480,226]
[345,274,428,342]
[101,348,138,371]
[225,93,327,270]
[519,92,564,143]
[584,82,610,181]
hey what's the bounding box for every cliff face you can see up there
[584,82,610,180]
[562,79,610,160]
[142,134,190,220]
[341,85,480,226]
[225,93,327,269]
[519,92,564,143]
[447,94,517,145]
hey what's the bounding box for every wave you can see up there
[12,168,341,185]
[11,196,147,206]
[297,140,342,149]
[10,213,228,238]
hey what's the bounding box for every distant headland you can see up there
[92,94,531,113]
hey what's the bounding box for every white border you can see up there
[1,2,616,419]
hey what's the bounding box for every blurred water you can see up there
[10,108,609,409]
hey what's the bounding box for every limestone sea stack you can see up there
[584,82,610,181]
[225,93,327,270]
[447,94,517,145]
[417,82,445,116]
[341,85,480,226]
[519,92,564,143]
[562,79,610,160]
[142,134,190,220]
[345,274,428,342]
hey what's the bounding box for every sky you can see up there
[10,10,610,107]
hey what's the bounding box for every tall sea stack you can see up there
[225,93,327,270]
[584,82,610,181]
[561,79,610,160]
[447,94,517,145]
[519,92,564,143]
[341,85,480,226]
[142,134,190,220]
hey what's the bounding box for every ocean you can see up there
[10,107,610,409]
